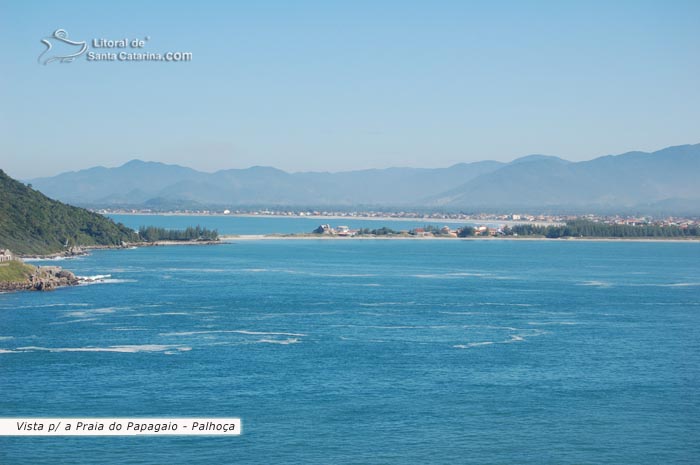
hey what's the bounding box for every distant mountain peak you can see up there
[247,165,285,172]
[510,154,570,165]
[123,159,146,165]
[121,159,170,168]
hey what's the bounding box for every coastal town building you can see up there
[0,249,15,262]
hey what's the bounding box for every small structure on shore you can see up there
[313,224,333,234]
[312,224,359,237]
[0,249,16,262]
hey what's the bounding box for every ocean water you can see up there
[1,237,699,464]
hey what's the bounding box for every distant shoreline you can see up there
[19,240,221,261]
[106,212,562,227]
[220,234,700,243]
[16,233,699,261]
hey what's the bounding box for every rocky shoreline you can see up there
[19,240,221,261]
[20,245,94,261]
[1,240,222,293]
[0,265,80,292]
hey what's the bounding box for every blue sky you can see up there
[1,0,699,179]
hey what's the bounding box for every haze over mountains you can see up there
[27,144,700,214]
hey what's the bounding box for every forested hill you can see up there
[0,169,137,255]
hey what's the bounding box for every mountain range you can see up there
[26,143,700,214]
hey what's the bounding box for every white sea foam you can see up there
[10,303,90,309]
[163,267,228,273]
[365,325,421,330]
[109,327,150,331]
[13,345,191,353]
[64,307,121,317]
[228,330,307,336]
[438,311,487,315]
[268,311,339,317]
[527,321,578,326]
[613,282,700,288]
[453,334,527,349]
[254,338,300,345]
[359,302,414,307]
[64,311,88,317]
[160,329,307,337]
[49,318,99,325]
[0,349,18,353]
[453,341,494,349]
[478,302,534,307]
[461,324,519,331]
[411,274,451,279]
[77,277,136,286]
[330,324,454,331]
[242,268,376,278]
[432,302,533,308]
[453,325,547,349]
[78,274,112,281]
[412,271,501,279]
[150,312,192,316]
[579,280,612,288]
[658,282,700,287]
[316,273,377,277]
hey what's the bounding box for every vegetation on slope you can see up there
[0,169,138,255]
[0,260,36,282]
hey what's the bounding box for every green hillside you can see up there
[0,260,36,282]
[0,169,138,255]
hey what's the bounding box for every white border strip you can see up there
[0,418,241,436]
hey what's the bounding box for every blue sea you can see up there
[1,218,699,464]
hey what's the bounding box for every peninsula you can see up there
[220,220,700,241]
[0,257,79,292]
[0,169,220,291]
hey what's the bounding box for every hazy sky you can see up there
[1,0,699,179]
